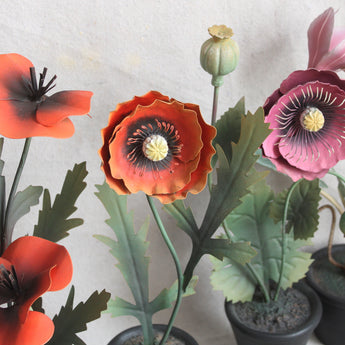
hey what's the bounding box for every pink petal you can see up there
[308,8,334,68]
[330,28,345,50]
[316,39,345,71]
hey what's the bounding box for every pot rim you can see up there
[107,324,199,345]
[306,244,345,305]
[224,281,322,340]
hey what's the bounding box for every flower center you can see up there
[24,67,57,102]
[300,107,325,132]
[0,265,21,307]
[142,135,169,161]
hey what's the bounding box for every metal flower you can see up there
[0,54,93,139]
[308,7,345,72]
[262,69,345,181]
[99,91,216,204]
[0,236,72,345]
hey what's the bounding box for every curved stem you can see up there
[328,169,345,184]
[1,138,32,254]
[146,196,183,345]
[320,189,344,215]
[223,221,270,302]
[274,179,302,301]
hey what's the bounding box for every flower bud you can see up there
[200,25,239,87]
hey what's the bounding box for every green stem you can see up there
[274,179,302,301]
[328,169,345,184]
[211,86,220,126]
[223,221,270,302]
[1,137,32,254]
[320,189,344,215]
[146,196,183,345]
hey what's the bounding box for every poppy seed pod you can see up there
[200,25,239,87]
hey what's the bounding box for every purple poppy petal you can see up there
[316,39,345,71]
[330,28,345,50]
[307,7,334,68]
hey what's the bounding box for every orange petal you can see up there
[108,100,203,195]
[36,90,93,126]
[0,100,76,139]
[0,54,33,100]
[0,310,54,345]
[2,236,73,292]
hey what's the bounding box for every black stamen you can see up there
[30,67,38,92]
[27,67,57,101]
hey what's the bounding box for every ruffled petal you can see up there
[0,309,54,345]
[36,90,93,126]
[307,7,334,68]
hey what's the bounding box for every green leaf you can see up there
[213,97,244,163]
[183,107,271,288]
[33,162,87,242]
[339,212,345,235]
[6,185,43,236]
[0,137,4,175]
[338,177,345,209]
[270,179,321,239]
[47,286,110,345]
[94,182,152,329]
[163,200,198,242]
[210,182,312,302]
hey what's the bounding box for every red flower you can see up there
[0,54,93,139]
[99,91,216,204]
[0,236,73,345]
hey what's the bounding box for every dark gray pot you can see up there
[224,282,322,345]
[306,245,345,345]
[107,324,199,345]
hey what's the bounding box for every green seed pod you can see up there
[200,25,240,87]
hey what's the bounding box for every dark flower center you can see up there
[23,67,57,102]
[125,117,182,176]
[0,264,21,308]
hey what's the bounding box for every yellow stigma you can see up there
[143,135,169,161]
[301,107,325,132]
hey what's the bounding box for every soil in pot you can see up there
[306,245,345,345]
[225,282,322,345]
[107,324,198,345]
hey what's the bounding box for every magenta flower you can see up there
[308,7,345,71]
[262,69,345,181]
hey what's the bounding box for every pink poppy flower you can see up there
[308,7,345,71]
[262,69,345,181]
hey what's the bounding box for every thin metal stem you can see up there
[1,138,32,254]
[146,196,183,345]
[274,179,302,301]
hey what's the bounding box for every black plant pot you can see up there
[306,245,345,345]
[224,282,322,345]
[107,324,199,345]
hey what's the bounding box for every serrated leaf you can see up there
[270,179,321,239]
[210,182,312,302]
[183,107,271,288]
[163,200,198,242]
[33,162,87,242]
[47,286,110,345]
[212,97,244,164]
[149,276,198,314]
[6,185,43,237]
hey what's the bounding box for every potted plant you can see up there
[0,53,110,345]
[257,7,345,345]
[93,20,324,345]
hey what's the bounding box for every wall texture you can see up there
[1,0,344,344]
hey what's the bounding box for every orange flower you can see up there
[99,91,216,204]
[0,236,73,345]
[0,54,93,139]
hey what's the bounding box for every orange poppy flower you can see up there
[99,91,216,204]
[0,53,93,139]
[0,236,73,345]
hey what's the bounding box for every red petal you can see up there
[0,100,76,139]
[36,90,93,126]
[0,310,54,345]
[308,8,334,68]
[0,54,33,100]
[3,236,72,291]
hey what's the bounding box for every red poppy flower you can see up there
[0,236,73,345]
[0,53,93,139]
[99,91,216,204]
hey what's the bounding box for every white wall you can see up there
[1,0,344,344]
